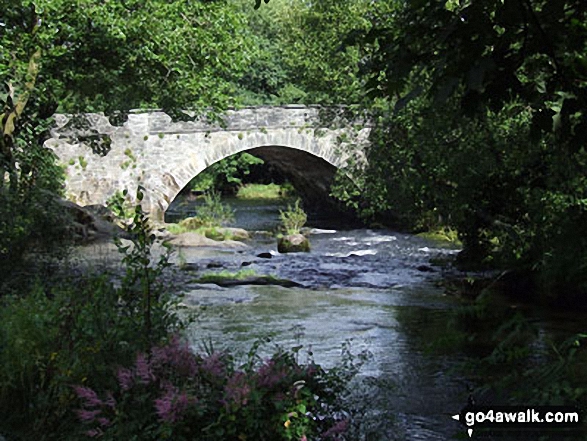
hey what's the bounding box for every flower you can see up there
[76,409,101,422]
[200,352,225,378]
[135,353,155,384]
[151,335,198,377]
[86,428,103,438]
[284,419,291,429]
[154,384,193,423]
[73,386,103,408]
[256,359,288,389]
[322,418,350,439]
[117,367,134,391]
[225,372,251,407]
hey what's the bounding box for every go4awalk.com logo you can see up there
[452,405,582,437]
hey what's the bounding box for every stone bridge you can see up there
[45,105,370,220]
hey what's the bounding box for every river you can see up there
[168,197,476,440]
[68,195,585,440]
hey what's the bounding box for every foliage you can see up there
[237,183,291,200]
[190,153,265,194]
[0,196,185,439]
[2,0,256,115]
[279,199,307,235]
[359,0,587,148]
[0,77,70,272]
[274,0,372,105]
[109,187,180,349]
[74,336,364,440]
[416,227,461,247]
[168,192,234,232]
[167,222,237,242]
[332,0,587,299]
[451,304,587,413]
[235,0,373,105]
[195,191,235,228]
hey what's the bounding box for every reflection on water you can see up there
[167,195,292,231]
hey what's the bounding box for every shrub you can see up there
[0,193,185,439]
[178,216,205,230]
[195,191,234,228]
[280,199,307,235]
[74,337,366,440]
[0,271,183,440]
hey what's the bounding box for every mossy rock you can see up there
[277,234,310,253]
[179,216,205,230]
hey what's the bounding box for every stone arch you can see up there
[150,129,346,220]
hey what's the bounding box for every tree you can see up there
[339,0,587,300]
[0,0,258,269]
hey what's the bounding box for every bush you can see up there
[0,195,184,440]
[74,337,366,440]
[0,272,182,440]
[194,191,235,228]
[279,199,307,235]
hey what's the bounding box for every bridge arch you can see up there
[45,106,369,220]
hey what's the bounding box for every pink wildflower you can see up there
[257,359,287,389]
[76,409,101,422]
[97,417,112,427]
[200,352,225,378]
[154,384,192,423]
[117,367,134,391]
[151,336,197,376]
[104,392,116,409]
[225,372,251,407]
[135,353,155,384]
[73,386,103,407]
[322,418,350,439]
[86,428,103,438]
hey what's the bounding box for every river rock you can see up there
[277,233,310,253]
[416,265,435,272]
[218,227,250,241]
[169,232,249,249]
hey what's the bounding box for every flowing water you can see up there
[67,195,584,439]
[169,197,474,439]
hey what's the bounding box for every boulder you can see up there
[277,233,310,253]
[219,227,250,241]
[58,200,127,243]
[169,232,248,249]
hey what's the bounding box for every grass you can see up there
[166,223,234,241]
[236,183,289,200]
[417,227,462,246]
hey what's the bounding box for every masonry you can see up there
[45,105,370,220]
